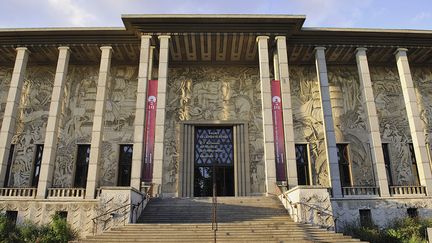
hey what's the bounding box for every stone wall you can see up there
[10,66,55,187]
[98,66,137,187]
[0,63,431,192]
[371,66,415,186]
[53,65,138,187]
[328,66,374,186]
[164,66,265,194]
[412,67,432,152]
[0,199,97,236]
[0,67,12,131]
[332,197,432,229]
[290,66,328,186]
[0,188,144,238]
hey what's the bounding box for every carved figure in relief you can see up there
[290,66,328,186]
[382,123,413,185]
[180,79,192,105]
[7,67,55,187]
[164,66,265,194]
[221,80,232,102]
[327,67,373,185]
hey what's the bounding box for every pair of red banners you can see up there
[141,79,287,182]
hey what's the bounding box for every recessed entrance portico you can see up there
[179,122,250,197]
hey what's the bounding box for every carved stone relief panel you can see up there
[0,67,12,130]
[412,67,432,149]
[9,66,55,187]
[164,66,265,194]
[53,66,98,187]
[99,66,138,186]
[0,200,97,237]
[328,66,374,186]
[290,66,328,186]
[370,66,415,186]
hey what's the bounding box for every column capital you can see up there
[314,46,326,52]
[394,47,408,56]
[15,47,29,53]
[100,46,113,51]
[58,46,70,51]
[158,35,171,40]
[275,36,286,41]
[141,34,152,39]
[15,47,28,51]
[256,36,269,42]
[355,47,367,54]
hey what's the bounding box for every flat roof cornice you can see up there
[121,14,306,34]
[0,14,431,48]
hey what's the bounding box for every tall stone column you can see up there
[395,48,432,194]
[356,48,390,196]
[36,47,71,198]
[152,35,170,196]
[256,36,277,193]
[131,36,152,190]
[85,46,113,199]
[275,36,298,188]
[314,47,342,198]
[0,47,29,186]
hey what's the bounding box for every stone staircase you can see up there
[77,196,366,243]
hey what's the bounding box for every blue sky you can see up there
[1,0,431,29]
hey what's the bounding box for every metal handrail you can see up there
[91,185,152,235]
[211,164,218,243]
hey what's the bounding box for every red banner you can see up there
[271,80,287,182]
[142,79,158,182]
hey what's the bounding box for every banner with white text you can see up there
[271,79,287,182]
[142,79,158,182]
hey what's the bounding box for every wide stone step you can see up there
[78,239,315,243]
[82,197,366,243]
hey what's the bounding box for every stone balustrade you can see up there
[342,186,380,197]
[389,185,426,196]
[0,187,36,198]
[47,188,86,198]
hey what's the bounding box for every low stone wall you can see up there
[332,196,432,229]
[279,186,335,230]
[0,198,98,237]
[0,187,146,238]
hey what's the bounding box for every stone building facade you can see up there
[0,14,432,235]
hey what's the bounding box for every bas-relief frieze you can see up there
[99,67,137,186]
[371,66,416,186]
[290,66,329,186]
[412,67,432,144]
[53,66,98,187]
[164,66,265,194]
[0,67,12,130]
[53,66,138,187]
[328,66,374,186]
[9,66,55,187]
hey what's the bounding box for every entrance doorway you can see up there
[193,127,235,197]
[179,122,250,197]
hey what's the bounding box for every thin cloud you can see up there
[0,0,431,29]
[47,0,97,26]
[412,12,431,22]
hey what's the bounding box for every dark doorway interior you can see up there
[193,126,235,197]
